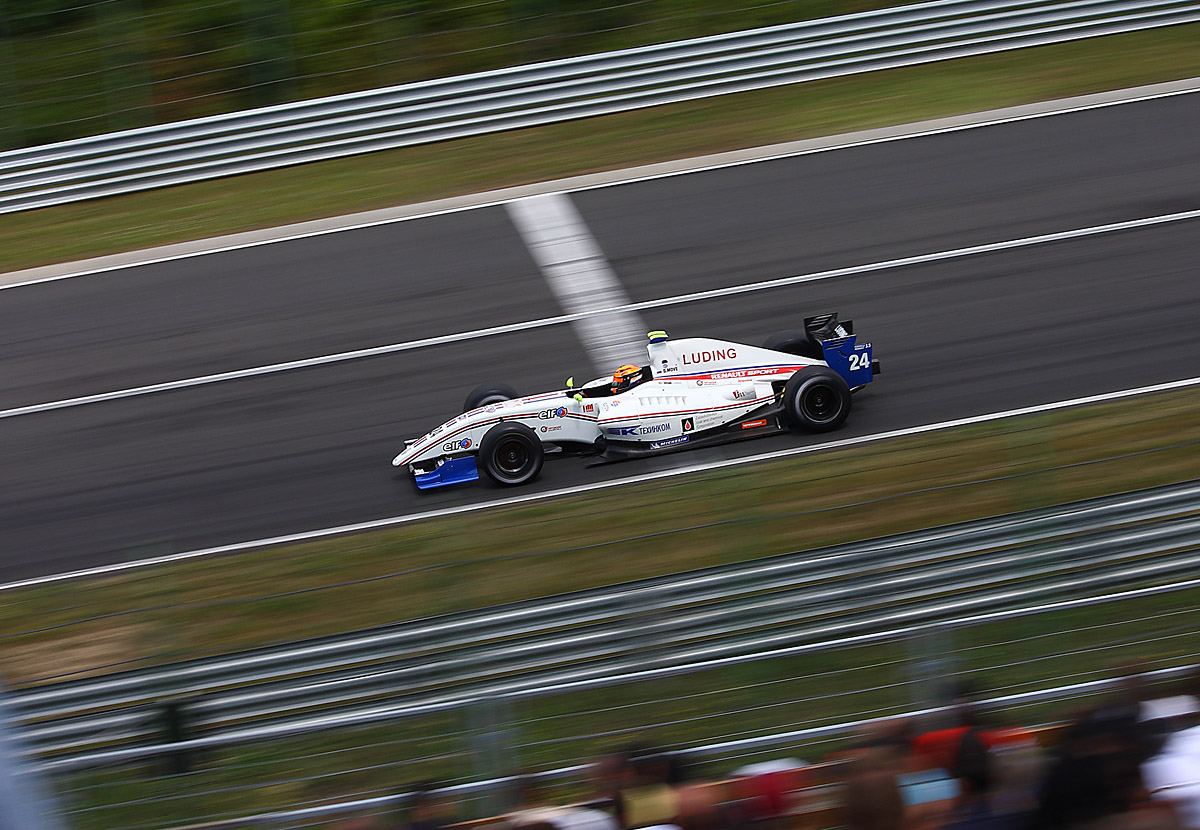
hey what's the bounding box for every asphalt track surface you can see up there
[2,94,1199,580]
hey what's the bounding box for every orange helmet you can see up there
[612,364,644,393]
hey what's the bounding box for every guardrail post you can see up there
[158,697,196,775]
[465,696,516,817]
[0,679,65,829]
[0,0,23,149]
[242,0,298,106]
[906,623,957,724]
[622,587,676,667]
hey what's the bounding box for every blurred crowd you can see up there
[340,672,1200,830]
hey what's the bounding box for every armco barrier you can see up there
[3,0,1199,213]
[13,479,1200,766]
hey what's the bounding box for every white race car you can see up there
[393,314,878,489]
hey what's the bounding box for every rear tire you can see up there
[479,422,544,486]
[783,367,851,432]
[764,329,820,359]
[463,382,518,413]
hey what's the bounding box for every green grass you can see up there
[3,384,1198,688]
[5,23,1200,273]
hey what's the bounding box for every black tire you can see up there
[463,382,518,413]
[764,329,821,359]
[479,422,544,486]
[783,367,851,432]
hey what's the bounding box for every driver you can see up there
[611,364,647,394]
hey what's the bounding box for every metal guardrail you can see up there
[13,479,1200,765]
[3,0,1199,214]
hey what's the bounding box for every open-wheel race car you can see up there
[392,314,879,490]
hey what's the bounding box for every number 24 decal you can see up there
[848,353,871,371]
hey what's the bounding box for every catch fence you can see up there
[52,580,1200,829]
[4,0,1200,212]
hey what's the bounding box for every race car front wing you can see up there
[413,456,479,490]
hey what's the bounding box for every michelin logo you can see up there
[650,435,690,449]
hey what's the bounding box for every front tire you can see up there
[463,382,518,413]
[479,422,544,486]
[783,367,851,432]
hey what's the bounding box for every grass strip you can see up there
[2,384,1198,687]
[4,23,1200,274]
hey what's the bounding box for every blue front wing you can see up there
[414,456,480,490]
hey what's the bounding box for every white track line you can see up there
[4,375,1197,593]
[2,207,1197,421]
[3,77,1199,291]
[506,193,647,372]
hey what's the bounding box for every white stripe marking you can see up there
[2,207,1196,421]
[506,193,647,372]
[2,78,1198,292]
[4,375,1197,593]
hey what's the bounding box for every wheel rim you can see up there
[801,382,840,422]
[496,440,529,475]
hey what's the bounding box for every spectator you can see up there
[843,746,904,830]
[1034,695,1181,830]
[728,758,808,826]
[879,719,960,830]
[1143,677,1200,828]
[618,749,683,829]
[507,809,620,830]
[591,750,631,807]
[407,783,457,830]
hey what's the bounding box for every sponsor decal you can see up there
[733,388,755,399]
[442,437,473,452]
[485,405,497,413]
[606,422,671,437]
[540,425,562,433]
[607,426,639,436]
[681,418,694,432]
[741,419,768,430]
[430,425,444,436]
[710,367,795,380]
[681,347,737,365]
[582,403,595,413]
[537,406,568,420]
[659,360,679,374]
[610,400,620,407]
[651,435,690,449]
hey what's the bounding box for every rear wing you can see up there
[804,313,879,388]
